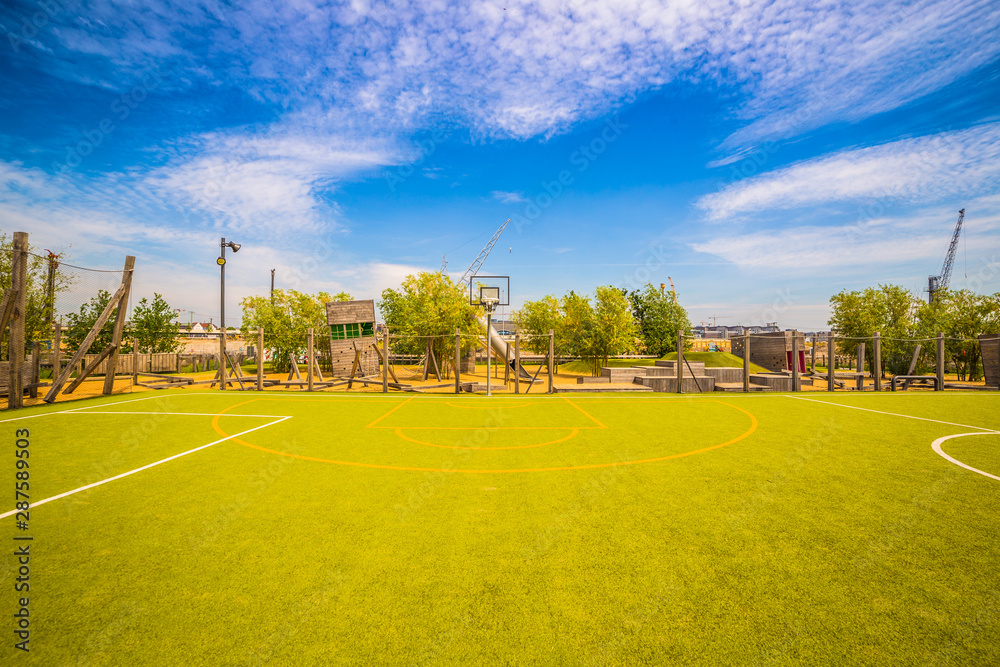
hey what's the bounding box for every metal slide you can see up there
[482,315,533,379]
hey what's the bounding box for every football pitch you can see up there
[4,390,999,665]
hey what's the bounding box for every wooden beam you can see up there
[827,331,836,392]
[0,289,14,349]
[429,342,442,382]
[53,323,62,382]
[873,331,882,392]
[936,332,945,391]
[455,329,461,394]
[548,329,554,394]
[63,344,116,394]
[307,328,314,392]
[257,328,264,391]
[347,346,362,390]
[676,330,684,394]
[514,333,520,395]
[8,232,28,408]
[742,335,750,393]
[103,255,135,395]
[29,342,40,399]
[384,334,390,394]
[44,280,128,403]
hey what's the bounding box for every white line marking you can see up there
[786,395,1000,433]
[931,433,1000,482]
[57,411,286,418]
[0,416,292,519]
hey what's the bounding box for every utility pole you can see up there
[270,269,275,305]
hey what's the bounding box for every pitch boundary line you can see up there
[0,416,291,519]
[785,395,1000,433]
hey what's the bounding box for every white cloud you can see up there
[492,190,528,204]
[151,130,400,233]
[690,200,1000,272]
[697,123,1000,221]
[24,1,1000,145]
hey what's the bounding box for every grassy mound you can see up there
[662,351,770,373]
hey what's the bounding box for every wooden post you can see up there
[53,323,62,385]
[936,332,945,391]
[742,334,750,393]
[791,333,800,392]
[257,327,264,391]
[873,331,882,392]
[547,330,554,394]
[29,342,40,399]
[219,329,227,391]
[454,329,461,394]
[856,342,866,391]
[307,328,314,392]
[514,333,520,395]
[383,333,390,394]
[503,341,510,385]
[827,331,835,392]
[103,255,135,395]
[810,338,816,373]
[676,330,684,394]
[8,232,28,408]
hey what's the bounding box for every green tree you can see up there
[628,283,692,356]
[829,284,921,376]
[63,290,122,353]
[378,272,481,377]
[241,289,351,373]
[590,286,639,373]
[512,295,562,356]
[915,289,999,381]
[0,231,73,352]
[130,293,181,353]
[560,290,596,368]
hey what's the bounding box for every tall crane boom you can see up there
[458,218,509,285]
[927,209,965,303]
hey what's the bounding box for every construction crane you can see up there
[927,209,965,303]
[458,218,510,285]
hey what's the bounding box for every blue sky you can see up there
[2,0,999,331]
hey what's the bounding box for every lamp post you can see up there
[218,237,241,390]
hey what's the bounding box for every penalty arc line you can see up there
[0,416,292,519]
[931,433,1000,483]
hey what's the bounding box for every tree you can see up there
[828,284,919,376]
[241,289,351,373]
[0,231,73,352]
[63,290,124,353]
[130,293,181,353]
[515,287,639,375]
[628,283,692,356]
[512,295,562,356]
[378,272,481,377]
[559,290,596,368]
[915,289,1000,381]
[591,286,638,372]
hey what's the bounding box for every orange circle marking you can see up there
[210,398,759,473]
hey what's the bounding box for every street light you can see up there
[218,237,240,390]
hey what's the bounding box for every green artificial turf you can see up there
[4,390,999,665]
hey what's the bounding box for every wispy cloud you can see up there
[697,123,1000,221]
[492,190,528,204]
[11,1,998,146]
[151,129,400,232]
[691,199,1000,271]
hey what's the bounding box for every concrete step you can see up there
[714,382,768,392]
[637,375,715,393]
[556,385,653,393]
[654,359,706,374]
